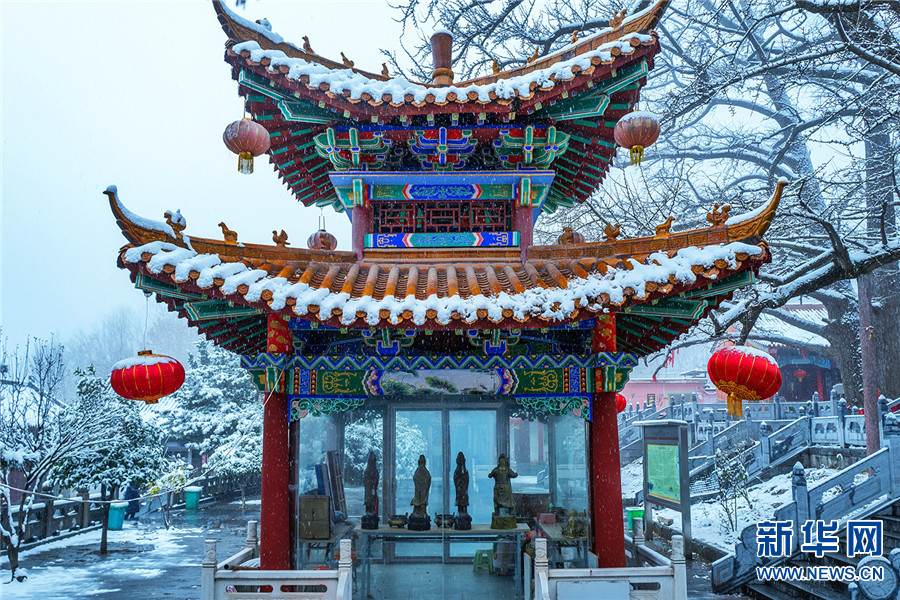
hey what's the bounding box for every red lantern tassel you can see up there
[630,145,645,165]
[726,394,744,418]
[238,151,254,174]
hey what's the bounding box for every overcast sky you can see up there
[1,1,408,349]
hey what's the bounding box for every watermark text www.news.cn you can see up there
[755,519,883,582]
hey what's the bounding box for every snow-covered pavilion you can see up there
[106,0,783,595]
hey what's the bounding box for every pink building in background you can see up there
[620,376,718,411]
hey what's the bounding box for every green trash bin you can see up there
[108,502,127,530]
[625,506,644,531]
[184,486,203,511]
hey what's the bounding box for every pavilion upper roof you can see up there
[214,1,666,114]
[213,1,666,210]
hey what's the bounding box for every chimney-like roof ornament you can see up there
[430,29,453,87]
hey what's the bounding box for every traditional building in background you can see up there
[106,0,783,575]
[751,302,838,402]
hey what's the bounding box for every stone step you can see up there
[767,574,848,600]
[746,582,797,600]
[787,559,850,598]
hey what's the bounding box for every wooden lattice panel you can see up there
[373,201,511,234]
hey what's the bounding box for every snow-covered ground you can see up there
[2,525,186,598]
[621,456,643,499]
[0,504,254,600]
[645,466,871,552]
[229,497,262,506]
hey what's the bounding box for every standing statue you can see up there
[408,454,432,530]
[361,451,379,529]
[489,454,518,529]
[453,452,472,530]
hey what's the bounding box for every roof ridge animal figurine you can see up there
[219,222,238,244]
[272,229,289,248]
[654,216,675,237]
[603,223,621,242]
[706,202,731,226]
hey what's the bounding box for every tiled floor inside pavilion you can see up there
[363,563,515,600]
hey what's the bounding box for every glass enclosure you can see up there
[292,397,590,579]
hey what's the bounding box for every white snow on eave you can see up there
[107,186,175,238]
[216,0,287,46]
[231,31,652,104]
[123,240,763,326]
[725,178,787,226]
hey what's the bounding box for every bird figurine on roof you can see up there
[654,216,675,237]
[557,226,586,245]
[706,203,732,226]
[255,18,272,31]
[382,63,390,78]
[273,230,290,248]
[570,31,579,44]
[603,223,621,242]
[164,210,186,240]
[303,36,315,54]
[492,59,500,75]
[219,222,238,244]
[341,52,354,68]
[527,47,540,64]
[609,9,627,28]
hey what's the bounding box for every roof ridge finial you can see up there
[430,29,454,87]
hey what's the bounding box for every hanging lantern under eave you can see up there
[793,369,808,382]
[616,393,627,413]
[223,118,271,174]
[613,111,660,165]
[110,350,185,404]
[707,346,782,418]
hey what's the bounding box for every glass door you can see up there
[393,410,444,557]
[449,409,497,557]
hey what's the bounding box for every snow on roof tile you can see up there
[230,33,654,107]
[121,240,765,328]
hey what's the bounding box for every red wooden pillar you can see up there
[261,314,292,570]
[513,205,533,263]
[589,314,626,567]
[351,206,373,261]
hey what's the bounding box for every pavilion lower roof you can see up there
[106,181,784,357]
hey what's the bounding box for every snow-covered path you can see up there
[1,502,259,599]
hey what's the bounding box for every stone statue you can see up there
[489,454,518,529]
[361,451,379,529]
[408,454,431,530]
[453,451,472,530]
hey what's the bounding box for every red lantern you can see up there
[223,118,271,174]
[613,111,660,165]
[793,369,807,382]
[707,346,781,418]
[616,393,627,413]
[110,350,185,404]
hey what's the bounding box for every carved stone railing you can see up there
[171,473,260,508]
[712,414,900,593]
[2,492,106,551]
[201,521,352,600]
[3,473,260,552]
[532,520,687,600]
